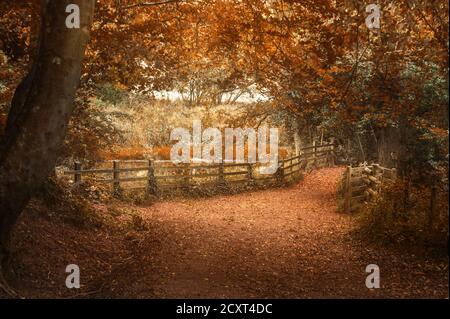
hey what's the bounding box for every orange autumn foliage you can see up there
[100,144,288,162]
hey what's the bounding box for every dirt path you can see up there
[110,167,448,298]
[4,166,447,299]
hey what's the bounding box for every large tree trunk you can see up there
[0,0,95,254]
[377,126,401,169]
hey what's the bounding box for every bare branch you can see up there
[123,0,183,10]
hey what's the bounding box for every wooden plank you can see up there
[189,173,222,178]
[350,176,365,184]
[155,175,191,180]
[300,143,333,151]
[66,166,154,174]
[313,154,332,160]
[66,166,150,174]
[222,171,248,176]
[350,204,364,212]
[177,164,220,170]
[284,169,301,177]
[222,162,253,168]
[299,145,316,151]
[106,159,148,163]
[352,194,367,202]
[284,155,301,162]
[119,177,148,183]
[352,185,367,194]
[155,165,191,171]
[114,167,150,172]
[155,162,247,170]
[254,176,277,181]
[368,175,380,184]
[65,168,114,174]
[363,166,372,174]
[95,176,148,183]
[283,163,300,170]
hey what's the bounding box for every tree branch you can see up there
[123,0,183,10]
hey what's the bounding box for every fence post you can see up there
[113,160,121,196]
[391,168,397,179]
[345,165,352,213]
[74,161,82,184]
[277,161,285,183]
[218,162,225,185]
[373,164,382,190]
[184,163,191,188]
[329,137,335,167]
[295,156,302,180]
[247,163,254,186]
[147,159,158,195]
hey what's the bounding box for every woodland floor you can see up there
[2,167,448,299]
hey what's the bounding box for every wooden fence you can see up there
[63,141,336,196]
[343,163,397,213]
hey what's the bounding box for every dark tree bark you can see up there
[0,0,95,255]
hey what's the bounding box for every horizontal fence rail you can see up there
[343,163,397,213]
[62,141,336,196]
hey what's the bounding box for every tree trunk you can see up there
[0,0,95,253]
[356,133,365,163]
[292,117,302,156]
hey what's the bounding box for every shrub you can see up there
[37,177,107,229]
[355,178,449,254]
